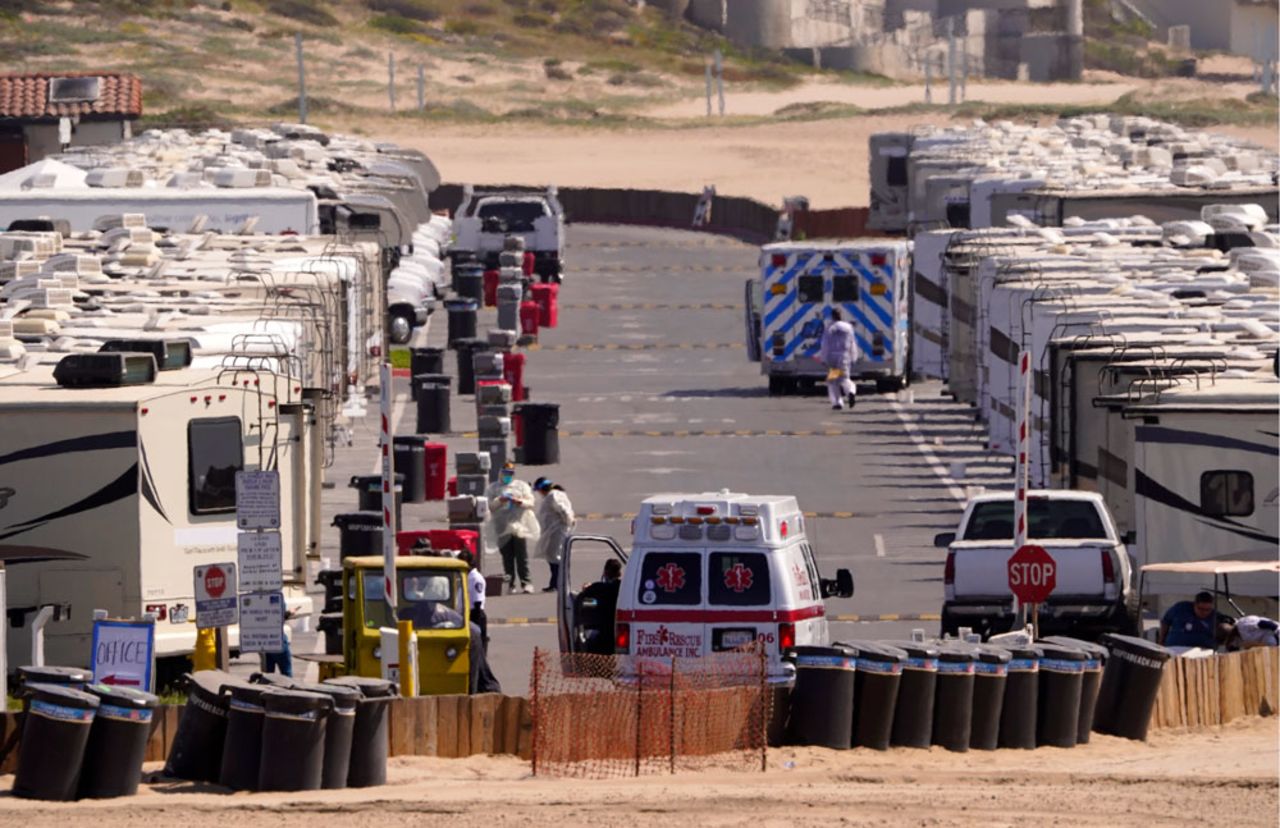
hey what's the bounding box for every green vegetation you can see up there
[265,0,339,27]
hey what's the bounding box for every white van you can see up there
[556,491,853,682]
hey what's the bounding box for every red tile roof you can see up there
[0,72,142,120]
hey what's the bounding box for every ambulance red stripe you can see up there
[616,605,825,623]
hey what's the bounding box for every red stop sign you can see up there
[204,566,227,599]
[1008,544,1056,604]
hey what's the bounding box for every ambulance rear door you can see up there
[705,549,776,655]
[624,548,706,662]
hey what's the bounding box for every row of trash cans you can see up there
[11,666,159,801]
[164,671,398,792]
[786,634,1170,752]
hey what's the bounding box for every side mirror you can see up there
[934,532,955,548]
[1121,530,1137,546]
[820,568,855,599]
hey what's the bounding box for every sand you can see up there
[1,717,1275,826]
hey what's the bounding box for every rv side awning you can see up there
[1140,561,1280,576]
[0,545,90,564]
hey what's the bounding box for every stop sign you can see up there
[1008,544,1056,604]
[204,565,227,599]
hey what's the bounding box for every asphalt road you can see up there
[264,223,1016,693]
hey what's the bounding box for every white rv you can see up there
[0,354,315,683]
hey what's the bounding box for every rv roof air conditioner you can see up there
[85,168,145,189]
[98,337,194,371]
[212,168,273,188]
[54,352,157,388]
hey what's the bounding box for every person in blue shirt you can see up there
[1159,591,1234,649]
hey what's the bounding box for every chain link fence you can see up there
[529,647,771,778]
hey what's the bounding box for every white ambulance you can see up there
[556,491,854,682]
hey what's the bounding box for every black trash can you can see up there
[12,683,99,801]
[454,338,489,396]
[969,644,1011,751]
[520,402,560,465]
[840,640,906,750]
[333,511,382,559]
[78,684,160,799]
[931,644,976,752]
[993,643,1041,749]
[293,682,362,789]
[324,676,398,787]
[410,372,451,403]
[258,688,333,792]
[785,645,857,749]
[318,612,344,655]
[165,671,235,782]
[350,474,403,526]
[455,267,484,304]
[219,681,269,790]
[1035,642,1088,748]
[17,665,91,693]
[881,640,939,748]
[410,345,446,378]
[1041,636,1107,745]
[1092,634,1171,741]
[415,381,452,435]
[444,299,478,347]
[393,436,427,503]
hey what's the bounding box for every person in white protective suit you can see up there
[485,462,540,594]
[819,309,858,410]
[533,477,576,592]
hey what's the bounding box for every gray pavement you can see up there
[268,223,1016,692]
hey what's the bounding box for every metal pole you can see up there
[295,33,307,124]
[925,58,932,104]
[715,49,725,116]
[388,52,396,112]
[381,362,397,621]
[30,605,54,667]
[417,64,425,111]
[759,644,767,772]
[947,17,957,106]
[1013,348,1032,628]
[0,564,7,702]
[961,45,968,101]
[635,661,643,776]
[705,58,712,117]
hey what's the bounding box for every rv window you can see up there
[708,552,771,606]
[887,157,908,187]
[188,417,243,515]
[1200,471,1253,517]
[832,275,859,303]
[797,275,824,304]
[636,551,702,606]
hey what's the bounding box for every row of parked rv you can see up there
[0,124,452,686]
[912,205,1279,609]
[867,114,1278,234]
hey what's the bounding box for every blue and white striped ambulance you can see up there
[749,240,912,395]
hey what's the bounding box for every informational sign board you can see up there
[1008,544,1057,605]
[239,591,284,653]
[235,470,281,531]
[237,531,283,593]
[194,563,238,629]
[90,619,155,692]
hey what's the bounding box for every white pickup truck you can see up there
[450,185,565,282]
[936,490,1138,639]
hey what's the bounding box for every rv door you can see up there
[744,279,762,362]
[557,534,627,654]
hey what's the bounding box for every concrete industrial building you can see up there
[1118,0,1279,64]
[654,0,1086,81]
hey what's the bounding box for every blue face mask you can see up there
[501,472,514,484]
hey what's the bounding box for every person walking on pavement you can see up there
[488,462,540,593]
[533,477,576,592]
[820,309,858,410]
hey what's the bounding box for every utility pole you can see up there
[925,57,932,104]
[946,16,957,106]
[388,52,396,112]
[715,48,725,116]
[705,57,712,117]
[295,33,307,124]
[417,64,425,111]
